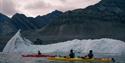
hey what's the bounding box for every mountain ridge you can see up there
[30,0,125,44]
[0,0,125,51]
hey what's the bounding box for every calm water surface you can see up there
[0,52,125,63]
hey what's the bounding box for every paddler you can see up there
[69,49,75,58]
[38,50,41,55]
[87,50,94,59]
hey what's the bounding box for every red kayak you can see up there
[22,54,56,57]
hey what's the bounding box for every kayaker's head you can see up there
[70,49,73,53]
[89,50,93,53]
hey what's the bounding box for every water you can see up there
[0,52,125,63]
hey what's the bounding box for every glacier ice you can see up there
[3,30,125,54]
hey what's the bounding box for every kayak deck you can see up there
[22,54,55,57]
[48,57,113,62]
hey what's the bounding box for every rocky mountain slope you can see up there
[23,0,125,44]
[0,10,63,51]
[0,0,125,51]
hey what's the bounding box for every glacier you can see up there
[3,30,125,54]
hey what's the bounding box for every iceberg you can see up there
[3,30,125,54]
[3,30,32,53]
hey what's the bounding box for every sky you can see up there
[0,0,100,17]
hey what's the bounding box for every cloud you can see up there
[60,0,66,2]
[25,1,52,10]
[0,0,101,17]
[0,0,17,17]
[20,1,54,17]
[0,0,2,10]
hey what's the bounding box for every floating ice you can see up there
[3,30,125,54]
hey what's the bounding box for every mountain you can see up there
[22,0,125,44]
[0,13,17,51]
[11,10,63,30]
[11,13,38,30]
[0,13,17,35]
[0,0,125,51]
[0,10,63,51]
[33,10,63,28]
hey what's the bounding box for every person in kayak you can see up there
[38,50,41,55]
[87,50,94,59]
[69,49,75,58]
[82,50,94,59]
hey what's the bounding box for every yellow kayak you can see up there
[48,57,113,62]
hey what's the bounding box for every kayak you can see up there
[48,57,114,62]
[22,54,56,57]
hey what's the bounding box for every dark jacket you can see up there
[69,52,75,58]
[88,53,93,59]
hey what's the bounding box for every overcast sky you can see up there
[0,0,100,17]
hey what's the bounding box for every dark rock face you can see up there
[0,0,125,51]
[0,13,17,35]
[0,13,17,51]
[27,0,125,44]
[11,13,38,30]
[33,10,63,28]
[0,10,63,51]
[11,10,63,30]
